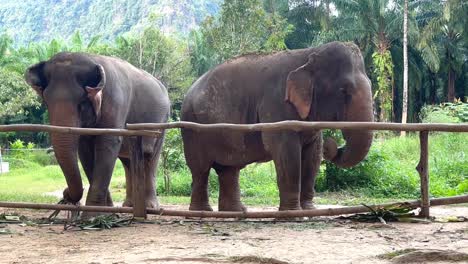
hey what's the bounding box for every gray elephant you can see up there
[25,52,170,210]
[181,41,374,212]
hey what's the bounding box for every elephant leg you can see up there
[79,136,113,206]
[85,135,122,207]
[143,146,162,209]
[268,133,302,211]
[120,157,133,207]
[188,166,212,211]
[300,135,322,210]
[214,165,245,212]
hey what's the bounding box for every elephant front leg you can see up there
[300,136,322,210]
[269,135,302,211]
[79,136,113,206]
[85,135,122,208]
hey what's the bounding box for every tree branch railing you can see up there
[0,121,467,219]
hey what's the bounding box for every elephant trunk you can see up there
[323,77,374,168]
[49,103,83,203]
[323,129,373,168]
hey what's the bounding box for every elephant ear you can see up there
[85,64,106,122]
[25,62,47,96]
[285,55,316,119]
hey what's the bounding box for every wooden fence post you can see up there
[416,131,430,218]
[130,136,147,219]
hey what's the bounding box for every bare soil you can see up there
[1,205,467,264]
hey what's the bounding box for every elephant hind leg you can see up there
[213,164,246,212]
[188,167,213,211]
[120,154,160,210]
[120,157,133,207]
[143,149,161,210]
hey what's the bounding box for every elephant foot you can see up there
[122,197,160,211]
[279,198,302,211]
[189,203,213,211]
[122,199,133,207]
[276,205,307,221]
[145,197,160,211]
[301,201,316,210]
[80,210,111,220]
[278,204,302,211]
[62,187,83,205]
[218,201,247,212]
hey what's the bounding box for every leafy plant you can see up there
[420,100,468,123]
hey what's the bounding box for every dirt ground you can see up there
[1,204,467,264]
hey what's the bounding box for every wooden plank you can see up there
[416,131,430,218]
[130,136,147,219]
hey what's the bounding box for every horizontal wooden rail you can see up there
[1,122,467,136]
[0,195,466,219]
[127,121,468,133]
[0,124,160,137]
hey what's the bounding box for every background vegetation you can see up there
[0,0,466,204]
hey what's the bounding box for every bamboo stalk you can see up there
[127,121,468,133]
[1,195,466,218]
[0,124,160,137]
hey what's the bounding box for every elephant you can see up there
[181,41,374,212]
[25,52,170,211]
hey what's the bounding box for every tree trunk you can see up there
[447,68,455,102]
[401,0,409,137]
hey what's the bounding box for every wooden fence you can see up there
[0,121,467,219]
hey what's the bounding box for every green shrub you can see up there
[8,139,35,160]
[157,168,193,196]
[322,132,467,198]
[29,150,57,166]
[420,101,468,123]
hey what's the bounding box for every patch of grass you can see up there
[378,249,468,263]
[230,256,290,264]
[378,249,418,260]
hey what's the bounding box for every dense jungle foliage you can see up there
[0,0,466,200]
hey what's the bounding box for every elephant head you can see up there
[285,42,374,168]
[25,53,107,203]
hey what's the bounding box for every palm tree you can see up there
[332,0,418,122]
[401,0,408,135]
[418,0,467,102]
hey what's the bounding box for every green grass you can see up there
[0,133,466,206]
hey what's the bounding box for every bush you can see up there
[322,131,467,199]
[30,150,58,166]
[420,101,468,123]
[8,139,35,160]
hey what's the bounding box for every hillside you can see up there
[0,0,222,45]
